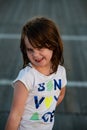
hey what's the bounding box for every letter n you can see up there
[54,79,61,90]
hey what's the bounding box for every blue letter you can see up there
[54,96,58,101]
[38,83,45,91]
[42,110,55,122]
[54,79,61,90]
[34,96,45,109]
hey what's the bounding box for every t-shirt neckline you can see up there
[29,63,55,78]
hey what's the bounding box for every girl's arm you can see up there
[57,86,66,106]
[5,81,29,130]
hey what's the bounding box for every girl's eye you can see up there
[39,48,45,51]
[26,48,33,53]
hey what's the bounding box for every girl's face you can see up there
[24,36,53,69]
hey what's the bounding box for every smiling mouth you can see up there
[35,57,44,63]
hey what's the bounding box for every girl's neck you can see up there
[32,64,53,76]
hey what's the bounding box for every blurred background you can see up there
[0,0,87,129]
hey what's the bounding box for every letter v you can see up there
[34,96,45,109]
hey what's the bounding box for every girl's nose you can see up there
[33,50,40,57]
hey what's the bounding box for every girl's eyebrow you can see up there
[26,46,33,50]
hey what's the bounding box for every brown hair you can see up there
[20,17,64,73]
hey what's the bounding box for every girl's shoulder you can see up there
[57,64,66,72]
[19,65,33,76]
[13,65,34,91]
[14,65,35,84]
[56,65,66,77]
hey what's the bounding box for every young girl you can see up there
[5,17,67,130]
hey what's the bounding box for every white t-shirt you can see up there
[13,64,67,130]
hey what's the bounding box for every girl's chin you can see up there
[35,63,45,66]
[33,62,46,67]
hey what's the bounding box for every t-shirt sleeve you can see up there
[12,69,32,91]
[61,67,67,88]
